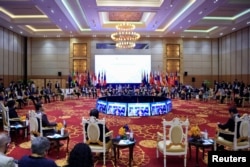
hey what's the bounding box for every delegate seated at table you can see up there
[73,87,81,99]
[56,88,64,101]
[35,103,57,136]
[85,108,110,143]
[6,99,19,119]
[217,106,242,142]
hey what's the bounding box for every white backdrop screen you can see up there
[95,55,151,83]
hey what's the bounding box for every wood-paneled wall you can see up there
[182,27,250,88]
[1,26,250,89]
[0,26,25,86]
[29,38,70,77]
[218,28,250,83]
[30,78,67,92]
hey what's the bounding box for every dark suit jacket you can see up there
[41,113,56,127]
[85,123,110,143]
[36,112,56,136]
[55,83,60,89]
[8,107,19,119]
[218,114,241,141]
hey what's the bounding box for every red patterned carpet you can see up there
[5,97,250,167]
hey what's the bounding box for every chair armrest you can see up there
[9,117,20,121]
[42,126,55,130]
[216,128,234,136]
[105,130,113,137]
[216,128,248,143]
[157,132,163,141]
[240,113,248,118]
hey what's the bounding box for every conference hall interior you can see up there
[0,0,250,167]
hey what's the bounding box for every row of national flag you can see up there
[141,71,179,87]
[68,70,178,87]
[68,71,106,87]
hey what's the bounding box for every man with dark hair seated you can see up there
[217,106,241,141]
[56,87,64,101]
[6,99,19,119]
[216,106,244,150]
[18,137,57,167]
[87,108,110,143]
[35,103,57,136]
[73,86,81,99]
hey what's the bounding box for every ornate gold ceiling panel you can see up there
[109,12,143,22]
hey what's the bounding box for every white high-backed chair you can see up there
[1,102,28,139]
[1,102,11,136]
[28,110,40,140]
[28,110,55,138]
[214,114,250,151]
[156,117,189,167]
[82,116,113,166]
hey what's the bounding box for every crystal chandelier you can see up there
[111,22,140,49]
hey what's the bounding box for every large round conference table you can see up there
[96,95,172,117]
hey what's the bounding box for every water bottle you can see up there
[129,130,134,141]
[63,120,67,128]
[61,127,65,136]
[25,118,29,126]
[204,129,208,139]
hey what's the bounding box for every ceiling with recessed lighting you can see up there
[0,0,249,38]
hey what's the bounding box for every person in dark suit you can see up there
[0,91,4,101]
[40,87,50,103]
[24,87,38,105]
[57,88,64,101]
[54,81,60,90]
[6,99,19,119]
[91,86,97,98]
[86,108,110,143]
[16,88,27,109]
[46,80,52,90]
[217,106,241,142]
[73,86,81,99]
[35,103,56,136]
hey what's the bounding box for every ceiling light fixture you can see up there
[111,22,140,49]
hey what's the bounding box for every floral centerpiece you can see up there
[20,115,26,122]
[56,122,63,131]
[20,115,28,126]
[118,124,130,139]
[189,124,201,139]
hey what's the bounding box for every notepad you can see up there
[203,139,213,145]
[119,139,133,145]
[47,134,62,138]
[11,124,23,128]
[203,141,212,145]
